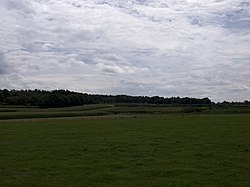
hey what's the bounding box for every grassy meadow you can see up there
[0,113,250,186]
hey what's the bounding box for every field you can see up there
[1,104,250,120]
[0,111,250,186]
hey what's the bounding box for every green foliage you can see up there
[0,89,213,108]
[0,92,4,103]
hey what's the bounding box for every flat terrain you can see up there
[1,104,250,120]
[0,114,249,187]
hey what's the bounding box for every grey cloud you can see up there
[0,0,250,101]
[103,80,210,99]
[96,62,137,74]
[103,80,161,96]
[1,0,32,15]
[0,52,9,74]
[1,0,26,10]
[98,54,122,62]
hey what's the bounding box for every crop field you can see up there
[0,104,182,120]
[0,104,114,120]
[0,113,249,187]
[1,104,250,121]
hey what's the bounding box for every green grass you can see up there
[0,114,249,187]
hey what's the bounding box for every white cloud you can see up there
[0,0,250,101]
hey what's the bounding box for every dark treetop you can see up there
[1,89,247,108]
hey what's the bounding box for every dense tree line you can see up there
[0,89,214,108]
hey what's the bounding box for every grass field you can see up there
[0,104,114,120]
[0,104,183,120]
[1,104,250,120]
[0,114,249,187]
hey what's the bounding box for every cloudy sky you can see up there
[0,0,250,101]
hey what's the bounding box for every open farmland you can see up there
[0,104,183,120]
[1,104,250,121]
[0,114,249,187]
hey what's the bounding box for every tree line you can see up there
[0,89,224,108]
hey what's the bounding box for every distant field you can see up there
[0,104,113,120]
[0,114,249,187]
[1,104,250,120]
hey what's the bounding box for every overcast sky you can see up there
[0,0,250,101]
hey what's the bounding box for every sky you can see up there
[0,0,250,102]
